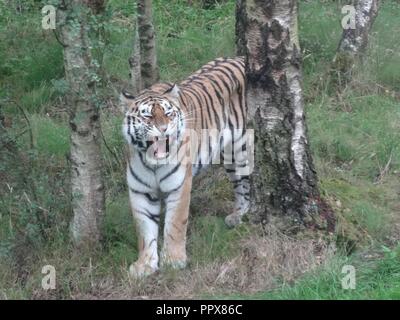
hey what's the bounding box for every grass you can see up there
[0,0,400,299]
[103,0,235,82]
[309,95,400,179]
[256,245,400,300]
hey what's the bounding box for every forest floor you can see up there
[1,0,400,299]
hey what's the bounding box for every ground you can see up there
[0,0,399,299]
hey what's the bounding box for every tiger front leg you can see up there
[128,189,161,279]
[161,165,192,270]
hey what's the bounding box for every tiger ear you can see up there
[164,84,180,100]
[119,89,135,113]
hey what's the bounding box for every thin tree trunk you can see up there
[129,20,142,95]
[137,0,159,88]
[242,0,330,232]
[58,0,105,247]
[0,104,15,153]
[0,104,7,144]
[333,0,380,84]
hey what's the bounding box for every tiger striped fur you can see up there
[120,57,251,278]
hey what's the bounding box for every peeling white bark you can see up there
[289,69,306,179]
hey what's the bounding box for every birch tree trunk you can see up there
[333,0,380,84]
[242,0,329,232]
[129,21,142,95]
[58,0,105,247]
[137,0,159,88]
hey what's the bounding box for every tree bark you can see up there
[235,0,246,56]
[137,0,159,88]
[333,0,380,84]
[58,0,105,247]
[242,0,327,232]
[236,0,299,56]
[129,20,142,95]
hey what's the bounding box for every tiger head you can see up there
[120,84,185,162]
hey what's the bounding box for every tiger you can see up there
[120,57,252,278]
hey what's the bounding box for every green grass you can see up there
[1,0,400,299]
[253,246,400,300]
[103,0,235,82]
[188,215,253,263]
[309,94,400,179]
[30,114,70,157]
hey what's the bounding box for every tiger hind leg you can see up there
[224,163,250,228]
[221,127,251,228]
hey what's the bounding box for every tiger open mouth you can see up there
[147,135,170,159]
